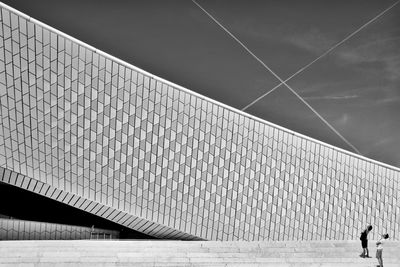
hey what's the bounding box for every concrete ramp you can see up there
[1,240,399,266]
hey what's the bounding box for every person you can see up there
[360,225,373,258]
[376,233,389,267]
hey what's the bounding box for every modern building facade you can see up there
[0,217,119,240]
[0,3,399,241]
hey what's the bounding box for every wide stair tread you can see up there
[0,240,399,267]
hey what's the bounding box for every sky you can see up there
[3,0,400,168]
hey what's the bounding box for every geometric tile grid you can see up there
[0,3,399,241]
[0,167,203,240]
[0,217,119,240]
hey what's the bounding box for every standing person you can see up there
[376,233,389,267]
[360,225,373,258]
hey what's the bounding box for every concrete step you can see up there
[0,240,399,267]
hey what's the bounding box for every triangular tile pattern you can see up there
[0,217,119,240]
[0,4,399,241]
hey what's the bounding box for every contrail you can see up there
[242,0,400,111]
[192,0,367,154]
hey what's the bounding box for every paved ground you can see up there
[0,240,399,266]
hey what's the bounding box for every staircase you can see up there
[0,240,399,266]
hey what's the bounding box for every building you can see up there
[0,3,398,241]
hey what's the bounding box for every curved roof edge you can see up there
[1,1,399,173]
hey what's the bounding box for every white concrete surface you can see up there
[0,240,399,266]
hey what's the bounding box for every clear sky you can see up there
[3,0,400,167]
